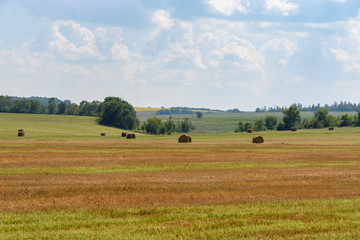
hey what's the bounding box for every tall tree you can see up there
[56,102,67,115]
[282,105,300,130]
[99,97,138,130]
[47,98,56,114]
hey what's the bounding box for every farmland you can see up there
[1,113,360,239]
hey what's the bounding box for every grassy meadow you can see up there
[1,113,360,239]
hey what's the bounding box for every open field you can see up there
[1,113,360,239]
[136,111,358,133]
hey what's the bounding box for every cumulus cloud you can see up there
[152,10,174,30]
[329,17,360,72]
[264,0,299,16]
[261,37,297,66]
[49,20,104,60]
[204,0,250,16]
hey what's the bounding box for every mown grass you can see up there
[1,199,359,239]
[1,113,360,239]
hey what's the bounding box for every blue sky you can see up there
[1,0,360,110]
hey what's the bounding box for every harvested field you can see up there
[1,137,360,212]
[1,114,360,239]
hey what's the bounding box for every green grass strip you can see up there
[1,161,359,176]
[1,199,359,239]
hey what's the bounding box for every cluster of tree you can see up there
[156,107,243,115]
[226,108,242,113]
[256,101,360,113]
[99,97,138,130]
[303,109,360,128]
[0,95,103,117]
[238,105,360,132]
[142,117,195,135]
[1,95,139,130]
[0,96,47,114]
[235,115,278,132]
[156,107,198,115]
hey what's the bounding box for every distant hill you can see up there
[10,96,72,107]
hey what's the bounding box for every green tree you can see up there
[235,121,252,132]
[281,105,300,130]
[66,104,79,115]
[56,102,67,115]
[144,117,162,135]
[340,114,352,127]
[196,111,203,119]
[10,99,30,113]
[0,96,12,112]
[164,119,176,134]
[176,118,194,133]
[47,98,56,114]
[264,115,278,130]
[354,110,360,126]
[253,119,266,131]
[29,100,45,114]
[99,97,138,130]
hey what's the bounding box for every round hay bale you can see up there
[126,133,136,139]
[252,136,264,144]
[18,129,25,137]
[188,136,192,143]
[247,128,253,133]
[178,135,190,143]
[291,127,297,132]
[101,133,106,136]
[122,132,127,137]
[329,126,334,130]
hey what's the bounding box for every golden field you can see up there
[1,113,360,239]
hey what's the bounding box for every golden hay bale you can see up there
[329,126,334,130]
[18,129,25,137]
[178,135,190,143]
[252,136,264,144]
[121,132,127,137]
[126,133,136,139]
[291,127,297,132]
[247,128,253,133]
[101,133,106,136]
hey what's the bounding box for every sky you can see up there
[1,0,360,111]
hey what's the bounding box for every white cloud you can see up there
[49,20,104,60]
[264,0,299,16]
[152,10,174,30]
[204,0,250,16]
[261,37,297,67]
[332,0,346,2]
[110,43,131,61]
[329,16,360,72]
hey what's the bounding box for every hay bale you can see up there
[252,136,264,144]
[101,133,106,136]
[291,127,297,132]
[329,126,334,130]
[178,135,190,143]
[126,133,136,139]
[121,132,127,137]
[247,128,253,133]
[18,129,25,137]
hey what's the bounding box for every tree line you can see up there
[141,117,195,135]
[238,105,360,132]
[256,101,360,113]
[0,95,195,134]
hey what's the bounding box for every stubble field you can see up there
[1,113,360,239]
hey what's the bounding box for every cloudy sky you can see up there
[1,0,360,110]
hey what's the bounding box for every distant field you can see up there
[1,113,360,239]
[137,111,357,133]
